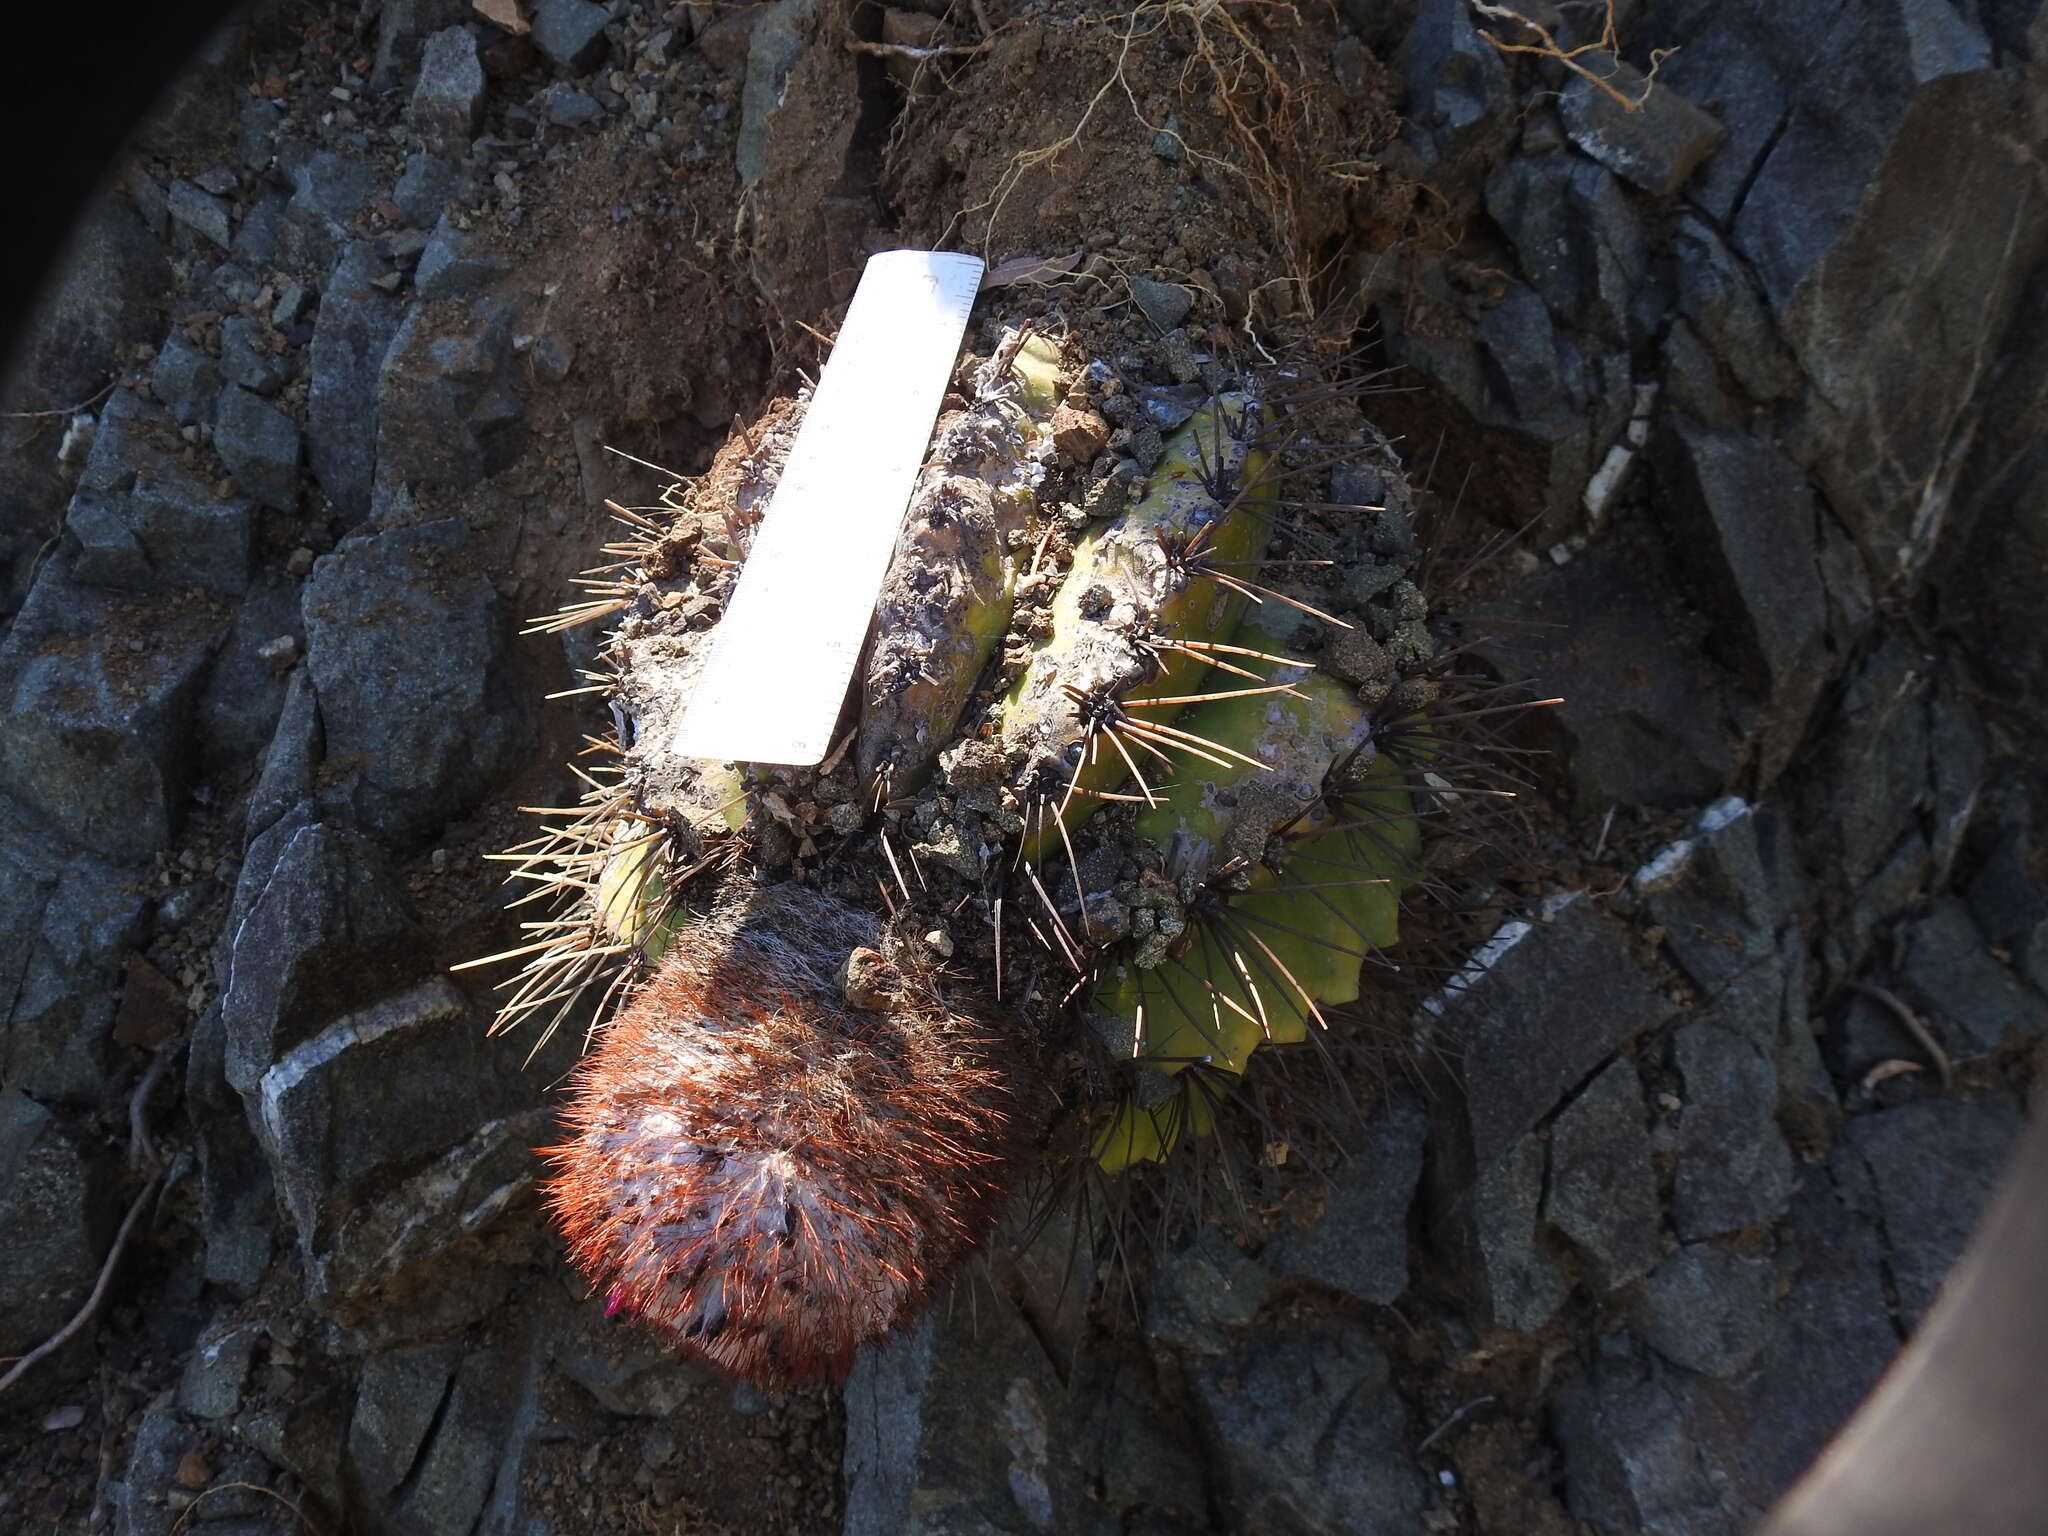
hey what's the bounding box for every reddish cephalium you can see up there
[542,884,1023,1386]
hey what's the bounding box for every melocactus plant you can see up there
[472,313,1484,1384]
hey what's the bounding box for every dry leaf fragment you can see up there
[981,251,1084,290]
[474,0,530,34]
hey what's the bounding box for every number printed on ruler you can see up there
[672,250,986,766]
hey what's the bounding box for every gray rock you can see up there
[1194,1325,1423,1535]
[414,218,512,300]
[392,153,472,226]
[217,805,426,1097]
[288,152,379,248]
[1468,1129,1569,1332]
[1673,218,1801,405]
[1652,417,1829,787]
[301,517,529,842]
[1450,895,1673,1172]
[231,193,285,267]
[1552,1335,1743,1536]
[0,553,227,858]
[239,95,281,172]
[235,1390,348,1516]
[195,1095,274,1295]
[387,1344,528,1536]
[209,261,264,309]
[1671,1021,1795,1240]
[349,1344,459,1502]
[1553,1154,1902,1534]
[1128,275,1193,332]
[1559,54,1725,196]
[173,1467,286,1532]
[1368,253,1628,539]
[1966,790,2048,948]
[166,178,233,249]
[1649,11,1784,224]
[219,315,287,397]
[375,297,527,493]
[1144,1227,1271,1354]
[1639,798,1787,996]
[533,0,613,69]
[253,980,489,1277]
[0,1090,113,1384]
[1741,1154,1900,1476]
[411,28,486,153]
[66,389,252,595]
[2,192,168,416]
[1472,551,1741,810]
[112,1389,204,1536]
[1841,1093,2025,1326]
[372,0,472,91]
[1485,153,1644,343]
[1475,283,1578,431]
[307,243,404,520]
[1635,1244,1776,1378]
[1262,1091,1427,1304]
[1075,1357,1209,1522]
[1397,0,1511,165]
[213,386,300,511]
[271,282,312,329]
[246,669,319,842]
[0,801,150,1102]
[1893,898,2042,1063]
[844,1300,1085,1535]
[550,1309,717,1417]
[529,334,574,383]
[61,497,139,593]
[1715,0,1990,308]
[1544,1056,1662,1290]
[122,169,170,239]
[315,1108,551,1305]
[542,84,605,126]
[150,337,223,426]
[177,1321,261,1419]
[737,0,817,186]
[198,569,303,768]
[1800,638,1985,973]
[1731,5,2034,571]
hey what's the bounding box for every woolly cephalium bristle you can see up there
[542,884,1024,1387]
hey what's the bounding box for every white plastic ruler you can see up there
[672,249,985,765]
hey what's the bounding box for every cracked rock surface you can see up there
[1,1,2043,1533]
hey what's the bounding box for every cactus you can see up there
[856,335,1063,800]
[474,323,1481,1384]
[996,393,1281,864]
[1089,743,1423,1170]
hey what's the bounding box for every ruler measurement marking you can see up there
[672,250,984,766]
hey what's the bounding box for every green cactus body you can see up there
[1089,717,1422,1169]
[1130,671,1372,886]
[857,337,1063,799]
[999,395,1273,864]
[593,836,676,961]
